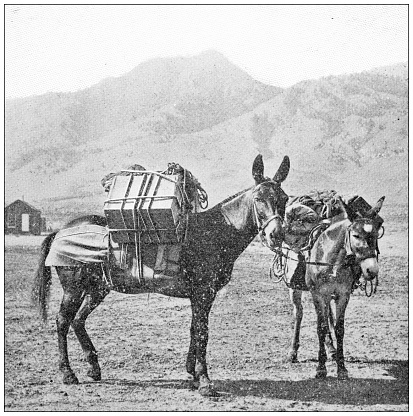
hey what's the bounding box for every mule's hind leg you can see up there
[56,267,86,384]
[72,265,110,381]
[286,289,303,363]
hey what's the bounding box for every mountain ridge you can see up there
[5,51,407,225]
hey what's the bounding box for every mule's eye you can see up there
[353,234,361,239]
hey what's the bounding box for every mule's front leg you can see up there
[334,295,350,380]
[286,289,303,363]
[325,303,337,361]
[191,292,217,397]
[185,320,198,389]
[312,294,329,379]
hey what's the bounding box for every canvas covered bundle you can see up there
[45,225,108,266]
[283,204,320,250]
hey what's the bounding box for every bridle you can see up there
[276,221,381,267]
[252,183,285,249]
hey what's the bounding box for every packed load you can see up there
[283,190,343,251]
[101,163,208,282]
[276,190,340,290]
[102,163,208,245]
[45,163,208,284]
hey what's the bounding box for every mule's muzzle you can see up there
[261,216,284,250]
[360,257,379,281]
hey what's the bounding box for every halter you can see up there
[252,200,283,249]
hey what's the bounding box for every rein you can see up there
[275,247,356,268]
[259,214,283,233]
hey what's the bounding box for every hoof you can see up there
[285,351,298,363]
[198,378,219,397]
[315,369,327,379]
[63,372,79,385]
[337,369,349,380]
[185,375,199,390]
[199,383,219,397]
[87,367,101,381]
[285,355,298,364]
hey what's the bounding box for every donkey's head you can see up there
[342,196,385,280]
[251,154,290,249]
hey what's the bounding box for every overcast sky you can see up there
[5,4,408,99]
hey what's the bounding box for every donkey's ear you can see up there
[252,154,265,184]
[273,156,290,183]
[366,196,385,218]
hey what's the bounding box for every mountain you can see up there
[251,69,408,199]
[5,51,407,226]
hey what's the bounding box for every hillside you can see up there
[5,52,407,226]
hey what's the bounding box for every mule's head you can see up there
[251,154,290,249]
[344,196,385,280]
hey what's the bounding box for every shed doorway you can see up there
[21,214,30,232]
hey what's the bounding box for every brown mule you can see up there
[305,196,385,379]
[32,154,290,396]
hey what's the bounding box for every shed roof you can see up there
[5,199,41,212]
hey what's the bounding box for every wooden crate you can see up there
[104,171,184,244]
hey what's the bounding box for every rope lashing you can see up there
[166,162,209,210]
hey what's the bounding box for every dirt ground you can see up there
[4,206,408,411]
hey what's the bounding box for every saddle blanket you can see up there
[45,225,109,266]
[45,224,182,281]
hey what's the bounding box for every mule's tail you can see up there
[32,232,58,322]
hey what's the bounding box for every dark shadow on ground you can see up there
[98,360,408,406]
[217,360,408,406]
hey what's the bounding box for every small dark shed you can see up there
[5,200,44,235]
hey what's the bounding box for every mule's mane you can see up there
[217,187,252,207]
[216,179,279,208]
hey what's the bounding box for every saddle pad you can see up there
[282,247,309,291]
[45,225,108,266]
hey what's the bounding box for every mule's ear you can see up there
[366,196,385,218]
[273,156,290,183]
[339,196,358,222]
[252,154,265,184]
